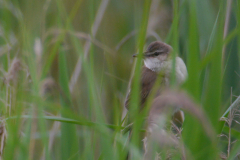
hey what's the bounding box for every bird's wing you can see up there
[124,86,152,110]
[125,66,158,110]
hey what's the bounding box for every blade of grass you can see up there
[182,0,221,159]
[222,95,240,117]
[222,0,232,64]
[6,115,124,130]
[228,140,240,160]
[129,0,152,159]
[238,0,240,64]
[170,0,179,86]
[58,47,79,160]
[69,0,110,93]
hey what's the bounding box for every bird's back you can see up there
[125,66,162,110]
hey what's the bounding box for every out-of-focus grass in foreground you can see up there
[0,0,240,159]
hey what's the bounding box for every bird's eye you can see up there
[154,52,159,56]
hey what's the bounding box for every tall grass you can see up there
[0,0,240,159]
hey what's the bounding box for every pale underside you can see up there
[124,56,188,110]
[143,57,188,159]
[144,56,188,85]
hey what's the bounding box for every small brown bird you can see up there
[124,41,188,159]
[125,41,187,110]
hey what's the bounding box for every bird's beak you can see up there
[132,53,138,57]
[132,52,148,58]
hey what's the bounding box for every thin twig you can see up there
[44,29,115,54]
[104,72,128,83]
[115,30,137,51]
[115,30,161,51]
[69,31,115,54]
[147,30,162,41]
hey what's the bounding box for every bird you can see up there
[124,41,188,111]
[124,41,188,159]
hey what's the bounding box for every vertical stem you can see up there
[69,0,110,93]
[228,87,233,157]
[222,0,232,64]
[170,0,179,86]
[130,1,152,159]
[228,119,231,157]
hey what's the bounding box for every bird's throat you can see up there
[144,58,167,73]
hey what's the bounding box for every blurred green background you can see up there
[0,0,240,159]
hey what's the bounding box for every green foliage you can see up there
[0,0,240,159]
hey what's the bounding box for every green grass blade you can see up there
[59,48,79,160]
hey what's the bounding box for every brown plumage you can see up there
[124,66,157,110]
[125,41,188,159]
[144,41,172,56]
[124,41,173,110]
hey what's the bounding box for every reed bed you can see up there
[0,0,240,159]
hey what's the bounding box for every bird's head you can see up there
[133,41,173,72]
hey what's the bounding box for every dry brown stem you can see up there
[0,122,7,160]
